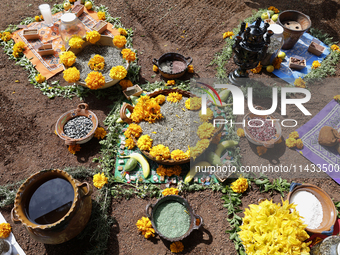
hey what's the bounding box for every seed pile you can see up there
[159,60,186,74]
[247,117,276,141]
[73,45,126,82]
[63,116,93,139]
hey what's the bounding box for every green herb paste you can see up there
[154,201,191,238]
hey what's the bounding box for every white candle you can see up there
[39,4,53,27]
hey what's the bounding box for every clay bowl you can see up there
[64,35,130,89]
[287,183,337,235]
[153,52,192,79]
[55,103,98,145]
[120,89,225,165]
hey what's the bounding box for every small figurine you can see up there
[318,126,340,153]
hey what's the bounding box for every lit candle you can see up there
[39,4,53,27]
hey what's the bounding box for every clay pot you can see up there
[55,103,98,145]
[11,169,92,244]
[277,10,311,50]
[153,52,192,79]
[146,195,203,242]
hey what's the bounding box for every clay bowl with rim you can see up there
[146,195,203,242]
[153,52,192,79]
[287,183,337,235]
[64,35,130,89]
[55,103,98,145]
[119,89,225,165]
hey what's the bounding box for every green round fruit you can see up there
[124,158,138,171]
[266,65,274,73]
[271,14,279,22]
[278,51,286,59]
[261,13,269,20]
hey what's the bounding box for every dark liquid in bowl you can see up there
[26,178,74,225]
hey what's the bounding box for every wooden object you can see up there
[37,43,54,56]
[289,56,306,70]
[71,4,84,17]
[23,29,39,40]
[123,85,143,100]
[308,41,325,56]
[93,20,108,34]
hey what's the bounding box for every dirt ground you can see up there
[1,0,340,254]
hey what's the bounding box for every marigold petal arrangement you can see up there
[93,172,108,189]
[197,122,215,139]
[109,65,128,80]
[63,67,80,83]
[294,77,306,88]
[86,31,101,44]
[136,217,155,239]
[137,134,153,151]
[0,223,11,239]
[85,71,105,90]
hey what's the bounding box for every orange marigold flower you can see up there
[12,41,25,58]
[171,149,188,161]
[40,15,44,20]
[289,131,299,139]
[162,187,179,196]
[68,36,85,49]
[286,138,297,148]
[150,144,171,160]
[137,135,153,151]
[121,48,136,62]
[272,57,282,69]
[124,123,143,138]
[113,35,127,48]
[167,80,175,86]
[68,144,81,154]
[199,108,214,122]
[237,128,245,137]
[296,139,304,149]
[155,95,166,105]
[93,173,108,189]
[294,77,306,88]
[186,97,201,110]
[187,64,194,73]
[1,32,12,42]
[125,137,135,149]
[35,74,46,83]
[97,11,106,20]
[109,65,127,80]
[331,44,340,52]
[170,241,184,253]
[231,177,248,193]
[88,54,105,71]
[312,60,321,69]
[94,127,107,139]
[136,217,155,239]
[153,65,159,72]
[86,31,101,44]
[250,62,262,74]
[63,67,80,83]
[191,139,210,160]
[119,79,133,90]
[223,31,234,39]
[257,146,267,156]
[197,122,215,139]
[167,92,182,103]
[118,28,128,36]
[0,223,11,238]
[85,71,105,90]
[59,51,77,67]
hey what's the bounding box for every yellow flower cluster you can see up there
[156,165,182,176]
[167,80,175,86]
[250,62,262,74]
[59,51,77,67]
[124,123,142,138]
[88,54,105,71]
[136,217,155,239]
[118,28,128,36]
[12,41,25,58]
[237,128,245,137]
[289,131,299,139]
[286,132,303,149]
[68,36,85,49]
[155,95,165,105]
[121,48,136,62]
[125,137,135,149]
[0,223,11,238]
[109,65,127,80]
[0,32,11,42]
[231,177,248,193]
[93,173,108,189]
[85,71,105,90]
[68,144,81,154]
[113,35,127,48]
[331,44,340,52]
[186,97,201,110]
[150,144,171,160]
[97,11,106,20]
[130,95,163,123]
[312,60,321,69]
[187,64,194,73]
[94,127,107,139]
[268,6,279,13]
[272,57,282,69]
[119,79,133,90]
[197,122,215,139]
[170,241,184,253]
[137,135,153,151]
[239,199,311,255]
[35,74,46,84]
[286,138,297,148]
[162,187,179,196]
[86,31,101,44]
[294,77,306,88]
[171,149,189,161]
[257,146,267,156]
[35,16,41,22]
[167,92,182,103]
[334,95,340,102]
[191,139,210,160]
[63,67,80,83]
[153,65,159,72]
[199,108,214,122]
[223,31,234,39]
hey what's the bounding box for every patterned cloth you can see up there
[296,100,340,184]
[12,9,119,80]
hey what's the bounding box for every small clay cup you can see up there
[153,52,192,79]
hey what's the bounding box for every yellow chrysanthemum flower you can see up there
[35,74,46,84]
[236,128,245,137]
[112,35,127,48]
[231,177,248,193]
[1,32,12,42]
[197,122,215,139]
[85,71,105,90]
[86,31,101,44]
[109,65,127,80]
[155,95,165,105]
[186,97,201,110]
[170,241,184,253]
[94,127,107,139]
[121,48,136,62]
[286,137,297,148]
[156,165,182,176]
[199,108,214,122]
[312,60,321,69]
[268,6,279,13]
[289,131,299,139]
[171,149,188,161]
[68,36,85,49]
[162,187,179,196]
[93,173,108,189]
[68,144,81,154]
[191,139,210,160]
[0,223,11,238]
[125,137,135,150]
[167,80,175,86]
[119,79,133,90]
[97,11,106,20]
[294,77,306,88]
[124,123,142,138]
[63,67,80,83]
[12,41,25,58]
[88,54,105,71]
[187,64,194,73]
[118,28,128,36]
[137,135,153,151]
[153,65,159,72]
[59,51,77,67]
[150,144,171,160]
[331,44,340,52]
[136,217,155,239]
[223,31,234,39]
[167,92,182,103]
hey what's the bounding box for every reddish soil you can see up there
[1,0,340,254]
